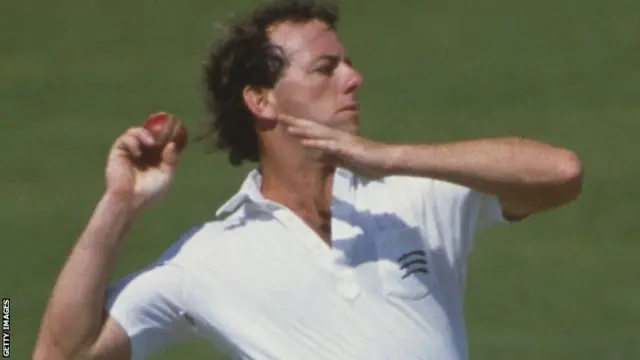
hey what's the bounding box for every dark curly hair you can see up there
[199,0,340,166]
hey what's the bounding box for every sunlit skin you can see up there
[267,20,363,133]
[242,20,363,242]
[31,8,584,360]
[242,20,583,243]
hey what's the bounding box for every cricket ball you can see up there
[142,112,188,153]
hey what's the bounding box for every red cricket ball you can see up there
[142,112,188,153]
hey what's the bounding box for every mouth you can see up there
[340,103,360,112]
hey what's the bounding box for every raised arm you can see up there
[387,137,584,219]
[33,127,181,360]
[279,115,583,219]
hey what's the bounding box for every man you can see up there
[33,0,583,359]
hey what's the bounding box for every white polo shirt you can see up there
[106,168,507,360]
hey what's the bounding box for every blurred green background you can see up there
[1,0,638,359]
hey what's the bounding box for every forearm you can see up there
[390,137,583,214]
[34,193,136,358]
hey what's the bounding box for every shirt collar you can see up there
[215,167,357,217]
[215,168,262,217]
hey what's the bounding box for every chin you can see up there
[333,113,360,134]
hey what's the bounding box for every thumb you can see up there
[159,142,179,172]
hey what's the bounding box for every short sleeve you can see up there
[105,264,195,360]
[423,178,508,256]
[384,175,509,256]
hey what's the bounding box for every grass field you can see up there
[1,0,639,359]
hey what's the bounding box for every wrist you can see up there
[385,144,409,175]
[100,191,139,221]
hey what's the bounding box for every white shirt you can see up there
[106,168,508,360]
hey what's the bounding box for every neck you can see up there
[260,151,336,243]
[261,159,335,212]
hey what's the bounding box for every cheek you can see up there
[275,74,337,118]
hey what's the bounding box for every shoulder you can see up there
[374,174,507,228]
[355,173,503,221]
[153,219,232,266]
[154,221,223,264]
[156,213,276,268]
[378,174,470,196]
[368,174,492,212]
[355,173,473,206]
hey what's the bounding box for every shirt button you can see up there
[331,251,345,263]
[332,265,355,279]
[338,281,360,301]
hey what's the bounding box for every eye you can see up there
[315,59,339,76]
[345,57,353,67]
[316,64,335,76]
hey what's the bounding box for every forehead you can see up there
[268,20,343,65]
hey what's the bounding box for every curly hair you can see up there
[199,0,340,166]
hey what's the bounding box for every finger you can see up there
[278,114,323,132]
[301,138,342,153]
[131,128,156,147]
[288,121,342,141]
[115,128,156,153]
[116,133,144,157]
[276,113,302,125]
[287,125,315,138]
[123,128,156,148]
[160,142,179,171]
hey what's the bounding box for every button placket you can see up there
[274,208,362,302]
[337,281,360,301]
[274,208,332,258]
[331,170,362,302]
[334,264,361,301]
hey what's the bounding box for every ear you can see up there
[243,85,277,122]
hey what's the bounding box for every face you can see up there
[267,20,363,134]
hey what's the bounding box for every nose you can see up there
[343,62,363,93]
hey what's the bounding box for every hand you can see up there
[280,114,400,179]
[105,127,180,212]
